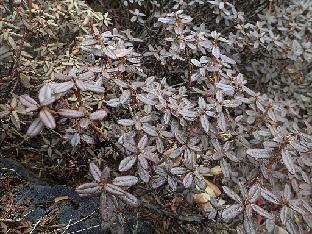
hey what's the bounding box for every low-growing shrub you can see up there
[1,0,312,233]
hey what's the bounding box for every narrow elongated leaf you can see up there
[220,54,236,64]
[81,134,94,144]
[38,85,53,104]
[282,149,296,174]
[100,167,111,181]
[283,184,292,201]
[170,167,186,175]
[52,81,74,93]
[158,17,174,24]
[265,219,275,233]
[11,111,20,129]
[222,186,242,203]
[138,165,150,183]
[216,83,234,92]
[27,118,44,137]
[103,47,117,59]
[248,183,261,203]
[100,194,116,229]
[212,45,220,58]
[251,204,274,219]
[106,98,121,107]
[280,206,289,225]
[90,163,101,182]
[118,119,135,127]
[89,110,108,120]
[138,155,149,170]
[85,83,105,93]
[198,97,206,109]
[200,115,210,132]
[114,79,128,88]
[246,149,271,159]
[191,59,201,66]
[40,96,56,106]
[222,204,243,220]
[123,142,138,153]
[115,48,131,58]
[183,172,193,188]
[207,66,221,72]
[76,182,100,191]
[184,148,195,169]
[288,199,306,215]
[54,73,69,81]
[119,156,136,171]
[179,108,197,120]
[70,133,80,147]
[217,112,226,132]
[168,176,177,191]
[119,192,140,207]
[142,124,158,136]
[79,71,94,80]
[39,109,56,129]
[220,158,231,178]
[58,109,85,118]
[138,135,148,150]
[113,176,138,187]
[156,138,164,153]
[301,200,312,215]
[151,176,167,188]
[169,146,184,159]
[105,184,126,196]
[120,90,131,104]
[137,94,156,105]
[76,80,87,91]
[223,99,241,108]
[286,220,298,234]
[143,152,160,164]
[261,188,279,204]
[243,215,255,234]
[19,95,38,108]
[76,182,101,196]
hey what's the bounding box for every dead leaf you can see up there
[211,165,222,175]
[205,179,221,196]
[201,201,212,209]
[54,196,69,203]
[170,196,183,213]
[193,193,210,203]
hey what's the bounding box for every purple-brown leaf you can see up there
[39,109,56,129]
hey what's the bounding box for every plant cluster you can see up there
[1,0,312,233]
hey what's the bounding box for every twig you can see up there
[28,0,33,20]
[67,224,101,234]
[29,216,43,234]
[57,211,97,233]
[61,219,72,234]
[90,122,108,139]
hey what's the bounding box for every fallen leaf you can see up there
[171,196,183,213]
[163,146,176,157]
[54,196,69,203]
[201,201,212,209]
[211,165,222,175]
[193,193,210,203]
[205,179,221,196]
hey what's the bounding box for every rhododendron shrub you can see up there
[2,0,312,233]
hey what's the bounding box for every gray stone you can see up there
[0,159,153,234]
